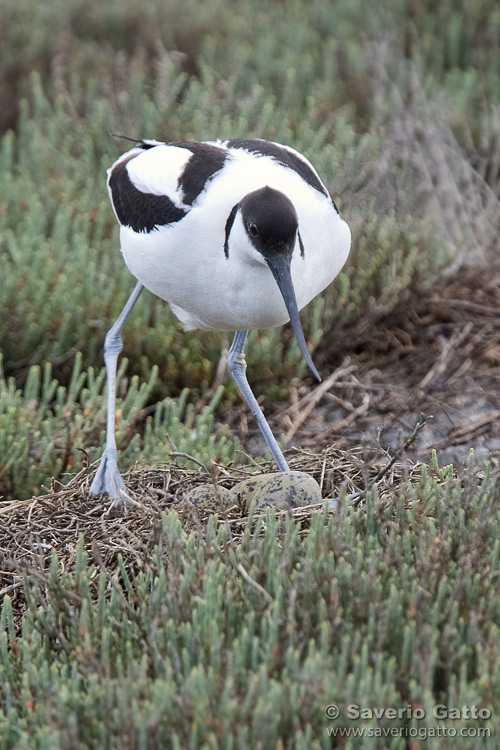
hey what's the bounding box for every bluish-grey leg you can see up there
[228,330,290,472]
[89,282,144,503]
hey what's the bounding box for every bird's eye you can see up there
[248,223,258,236]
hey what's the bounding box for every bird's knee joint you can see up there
[228,351,246,374]
[104,328,123,355]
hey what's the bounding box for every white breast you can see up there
[118,149,351,332]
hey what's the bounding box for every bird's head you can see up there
[225,186,320,381]
[240,186,299,259]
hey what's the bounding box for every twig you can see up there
[0,579,24,597]
[427,298,500,317]
[318,452,328,493]
[236,563,274,606]
[312,392,370,441]
[415,323,472,391]
[168,452,210,473]
[417,409,500,453]
[27,499,38,528]
[234,449,262,468]
[209,460,232,477]
[353,413,431,508]
[284,362,357,441]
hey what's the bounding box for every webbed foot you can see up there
[89,450,128,506]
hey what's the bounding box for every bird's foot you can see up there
[89,450,128,507]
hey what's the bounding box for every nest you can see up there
[0,445,426,623]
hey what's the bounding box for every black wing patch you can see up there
[226,138,330,199]
[172,141,228,205]
[224,202,239,258]
[108,155,187,233]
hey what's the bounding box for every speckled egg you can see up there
[183,484,235,512]
[230,471,321,511]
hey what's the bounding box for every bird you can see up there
[89,137,351,502]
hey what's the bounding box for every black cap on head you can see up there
[240,186,299,257]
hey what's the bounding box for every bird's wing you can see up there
[220,138,334,203]
[168,141,230,205]
[107,141,230,233]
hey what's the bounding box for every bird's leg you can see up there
[89,282,144,504]
[228,330,290,472]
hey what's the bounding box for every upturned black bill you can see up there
[266,255,321,382]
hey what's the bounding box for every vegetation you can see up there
[2,459,500,749]
[1,0,500,747]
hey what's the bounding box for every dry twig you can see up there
[353,413,431,508]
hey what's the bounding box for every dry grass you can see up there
[0,444,429,623]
